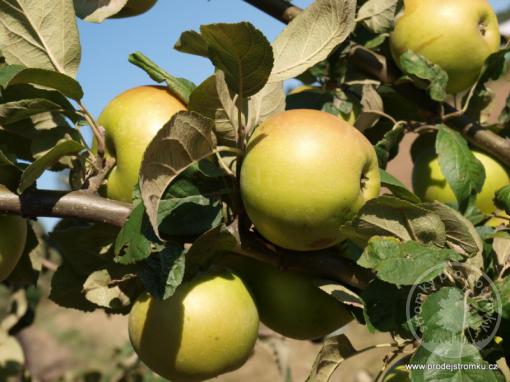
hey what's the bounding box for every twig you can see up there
[83,157,116,193]
[78,101,106,158]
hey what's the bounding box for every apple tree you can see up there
[1,0,510,381]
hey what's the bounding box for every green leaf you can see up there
[436,125,485,204]
[138,244,185,300]
[399,50,448,102]
[0,98,66,125]
[200,22,273,97]
[174,30,209,57]
[139,111,217,238]
[304,335,357,382]
[358,236,461,285]
[0,65,83,100]
[286,88,332,111]
[189,75,236,146]
[341,195,446,247]
[421,202,482,258]
[496,277,510,319]
[114,203,158,265]
[18,139,83,192]
[362,279,411,332]
[495,185,510,215]
[478,47,510,85]
[356,0,398,34]
[374,124,405,168]
[49,263,96,312]
[379,169,421,203]
[83,269,135,310]
[73,0,128,22]
[128,52,195,104]
[0,0,81,77]
[493,236,510,269]
[270,0,356,82]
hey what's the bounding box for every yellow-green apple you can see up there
[111,0,157,18]
[240,109,380,251]
[412,149,510,225]
[287,85,360,125]
[98,86,186,202]
[128,270,259,382]
[0,215,27,282]
[220,254,353,340]
[389,0,500,94]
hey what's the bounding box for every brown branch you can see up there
[0,187,132,227]
[245,0,510,167]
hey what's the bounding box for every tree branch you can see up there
[245,0,510,167]
[0,188,132,227]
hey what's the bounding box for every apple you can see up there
[287,85,359,125]
[111,0,157,18]
[389,0,500,94]
[240,109,380,251]
[412,149,510,224]
[98,86,186,202]
[220,254,353,340]
[0,215,27,282]
[128,269,259,382]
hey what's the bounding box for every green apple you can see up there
[128,270,259,382]
[0,215,27,282]
[111,0,157,18]
[412,149,510,224]
[287,85,360,125]
[240,109,380,251]
[389,0,500,94]
[220,254,353,340]
[98,86,186,202]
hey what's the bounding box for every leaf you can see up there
[379,169,420,203]
[0,65,83,100]
[0,0,81,77]
[478,47,510,85]
[358,236,461,285]
[495,185,510,215]
[50,263,96,312]
[374,124,406,168]
[128,52,195,105]
[189,75,236,146]
[138,244,185,300]
[316,281,363,309]
[305,334,357,382]
[362,279,411,332]
[357,0,398,34]
[114,203,157,265]
[248,80,286,131]
[436,125,485,204]
[0,98,67,125]
[399,51,448,102]
[83,269,133,309]
[18,139,83,192]
[174,30,210,58]
[200,22,273,97]
[493,236,510,269]
[355,84,384,131]
[421,202,482,258]
[496,277,510,319]
[73,0,128,22]
[341,196,446,247]
[270,0,356,82]
[139,111,217,237]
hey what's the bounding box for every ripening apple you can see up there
[412,149,510,225]
[98,86,186,202]
[240,109,380,251]
[128,270,259,382]
[389,0,500,94]
[220,254,353,340]
[0,215,27,282]
[287,86,360,124]
[111,0,157,18]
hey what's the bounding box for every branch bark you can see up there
[0,187,132,227]
[244,0,510,167]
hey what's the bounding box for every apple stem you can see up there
[78,100,106,159]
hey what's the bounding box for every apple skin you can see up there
[98,86,186,202]
[111,0,157,18]
[412,149,510,224]
[128,270,259,382]
[389,0,500,94]
[220,254,353,340]
[240,109,380,251]
[0,215,27,282]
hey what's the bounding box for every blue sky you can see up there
[38,0,509,228]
